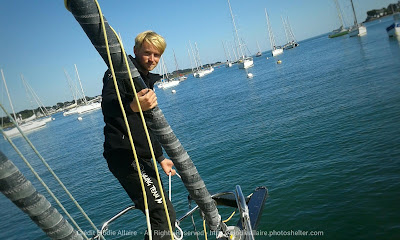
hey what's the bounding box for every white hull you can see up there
[3,119,47,138]
[238,58,254,69]
[178,76,187,81]
[349,25,367,37]
[225,62,233,68]
[194,67,214,78]
[387,23,400,37]
[283,41,299,50]
[63,102,101,116]
[387,13,400,37]
[40,116,53,123]
[63,108,79,116]
[272,48,283,57]
[77,102,101,114]
[159,80,180,89]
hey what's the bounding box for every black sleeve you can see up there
[102,70,165,161]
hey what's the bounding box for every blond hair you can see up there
[134,31,166,54]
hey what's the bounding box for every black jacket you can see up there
[101,56,165,163]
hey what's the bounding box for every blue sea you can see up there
[1,17,399,239]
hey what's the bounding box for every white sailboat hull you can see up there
[194,67,214,78]
[77,102,102,114]
[238,58,254,69]
[178,76,187,81]
[63,102,101,116]
[349,25,367,37]
[387,13,400,37]
[387,23,400,37]
[41,117,53,123]
[3,120,47,138]
[272,48,283,57]
[63,108,79,116]
[159,80,180,89]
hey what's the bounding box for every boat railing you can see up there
[91,187,261,240]
[93,206,137,240]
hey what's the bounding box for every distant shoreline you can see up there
[364,2,399,23]
[364,13,397,23]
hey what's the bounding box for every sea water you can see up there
[0,17,399,239]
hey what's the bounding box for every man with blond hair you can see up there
[101,31,176,239]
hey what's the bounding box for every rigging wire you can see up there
[0,105,90,240]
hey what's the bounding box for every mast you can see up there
[187,48,195,73]
[194,42,203,68]
[231,42,238,61]
[265,8,276,50]
[286,16,297,42]
[21,75,50,117]
[227,0,244,58]
[222,41,229,61]
[74,64,88,105]
[65,1,222,230]
[189,41,200,71]
[350,0,358,26]
[226,41,233,61]
[281,16,290,43]
[1,69,17,122]
[172,49,180,74]
[63,68,78,105]
[26,81,50,116]
[333,0,345,28]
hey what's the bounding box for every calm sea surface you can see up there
[1,17,399,239]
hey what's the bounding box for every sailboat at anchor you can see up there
[227,0,254,69]
[348,0,367,37]
[265,8,283,57]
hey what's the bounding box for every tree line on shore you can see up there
[365,1,399,22]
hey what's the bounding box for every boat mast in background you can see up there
[256,40,262,57]
[227,0,254,69]
[222,41,233,67]
[265,8,283,57]
[282,16,299,50]
[1,69,18,122]
[329,0,349,38]
[349,0,367,37]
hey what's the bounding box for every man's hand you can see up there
[160,158,176,176]
[130,89,158,112]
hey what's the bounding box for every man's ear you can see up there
[133,46,137,55]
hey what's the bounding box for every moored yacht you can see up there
[348,0,367,37]
[237,57,254,69]
[386,13,400,37]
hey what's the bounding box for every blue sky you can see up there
[0,0,396,113]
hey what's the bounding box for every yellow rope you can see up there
[222,210,236,223]
[93,1,173,239]
[203,218,208,240]
[109,26,174,240]
[93,0,153,238]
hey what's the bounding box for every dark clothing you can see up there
[101,56,164,163]
[101,56,175,239]
[107,150,176,240]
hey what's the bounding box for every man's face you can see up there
[134,41,162,73]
